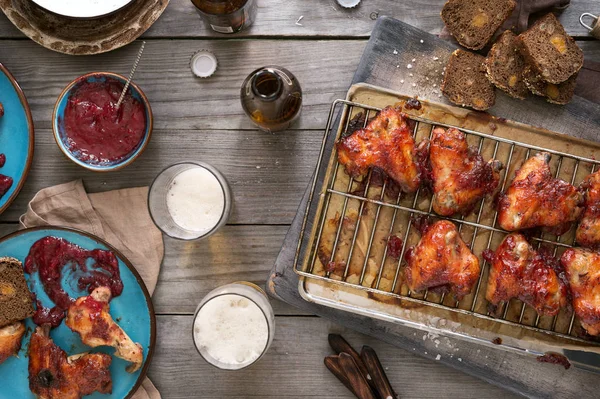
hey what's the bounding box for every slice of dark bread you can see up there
[441,0,516,50]
[522,66,578,105]
[518,13,583,84]
[0,257,33,328]
[485,31,529,100]
[442,49,496,111]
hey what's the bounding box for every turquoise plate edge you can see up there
[0,63,34,215]
[0,227,156,399]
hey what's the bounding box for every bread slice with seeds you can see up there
[442,49,496,111]
[485,31,529,100]
[522,66,578,105]
[518,13,583,84]
[441,0,516,51]
[0,257,34,328]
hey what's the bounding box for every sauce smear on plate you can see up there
[24,236,123,327]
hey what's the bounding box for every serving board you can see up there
[267,16,600,398]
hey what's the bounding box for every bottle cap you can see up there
[336,0,361,8]
[190,50,218,78]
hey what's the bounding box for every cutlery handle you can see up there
[328,334,373,386]
[361,346,398,399]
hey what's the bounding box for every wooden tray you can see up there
[0,0,168,55]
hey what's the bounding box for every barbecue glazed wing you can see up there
[405,220,480,299]
[497,153,583,232]
[0,321,25,364]
[66,286,143,373]
[28,326,112,399]
[486,233,568,316]
[430,127,503,216]
[336,106,422,193]
[561,248,600,336]
[576,170,600,247]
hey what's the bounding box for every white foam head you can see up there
[193,294,269,369]
[166,167,225,234]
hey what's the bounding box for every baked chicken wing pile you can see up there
[498,152,583,232]
[336,106,422,193]
[485,233,568,316]
[28,326,112,399]
[405,220,480,300]
[429,126,503,216]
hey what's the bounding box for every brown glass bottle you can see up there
[241,66,303,133]
[191,0,257,34]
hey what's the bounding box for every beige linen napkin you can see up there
[20,179,163,399]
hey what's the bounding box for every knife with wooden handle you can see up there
[361,346,398,399]
[328,334,374,387]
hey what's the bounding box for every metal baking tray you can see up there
[294,83,600,372]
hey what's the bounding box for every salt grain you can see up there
[433,56,439,61]
[393,49,398,54]
[426,77,429,81]
[420,39,424,43]
[412,58,416,62]
[409,73,413,77]
[412,83,416,87]
[435,354,441,360]
[407,64,413,69]
[400,79,405,83]
[458,358,462,362]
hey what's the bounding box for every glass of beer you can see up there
[191,0,257,34]
[192,282,275,370]
[148,161,232,240]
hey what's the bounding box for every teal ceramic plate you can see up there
[0,64,34,214]
[0,227,156,398]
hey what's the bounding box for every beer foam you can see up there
[194,294,268,368]
[166,167,225,234]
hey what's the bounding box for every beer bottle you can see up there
[191,0,257,34]
[240,66,303,133]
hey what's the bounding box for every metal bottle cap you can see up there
[336,0,361,8]
[190,50,218,78]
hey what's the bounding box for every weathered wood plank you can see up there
[0,0,596,39]
[1,40,600,134]
[0,128,319,224]
[0,39,366,131]
[149,315,519,398]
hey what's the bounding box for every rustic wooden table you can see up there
[0,1,598,398]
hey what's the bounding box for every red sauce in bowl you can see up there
[61,77,147,164]
[24,236,123,328]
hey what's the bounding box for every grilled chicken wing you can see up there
[28,326,112,399]
[576,170,600,247]
[405,220,480,300]
[0,321,25,364]
[498,153,583,232]
[66,286,143,373]
[430,126,503,216]
[486,233,568,316]
[561,248,600,336]
[336,106,422,193]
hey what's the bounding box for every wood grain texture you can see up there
[0,0,596,39]
[0,39,365,131]
[0,128,321,224]
[149,315,520,399]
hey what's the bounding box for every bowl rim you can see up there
[0,63,35,216]
[52,71,153,173]
[29,0,136,20]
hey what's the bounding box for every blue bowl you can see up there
[53,72,153,172]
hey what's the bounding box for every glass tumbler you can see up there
[148,161,232,240]
[192,282,275,370]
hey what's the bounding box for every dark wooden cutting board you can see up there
[267,16,600,398]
